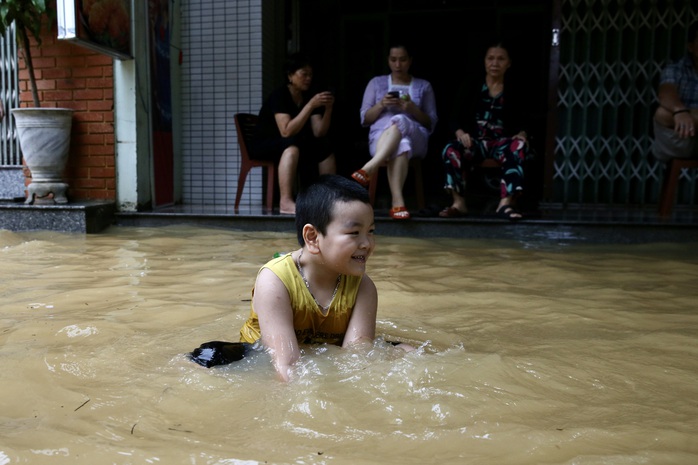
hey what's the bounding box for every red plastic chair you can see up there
[658,158,698,217]
[234,113,276,212]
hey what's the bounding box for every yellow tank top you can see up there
[239,253,363,345]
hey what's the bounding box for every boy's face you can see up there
[319,200,375,277]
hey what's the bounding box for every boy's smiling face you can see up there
[319,200,375,277]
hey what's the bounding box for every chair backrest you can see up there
[234,113,258,162]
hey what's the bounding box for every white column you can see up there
[114,0,152,212]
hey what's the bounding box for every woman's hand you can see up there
[512,131,528,144]
[674,110,696,139]
[310,91,335,109]
[396,94,432,130]
[387,93,416,113]
[400,98,418,113]
[456,129,472,149]
[380,92,401,108]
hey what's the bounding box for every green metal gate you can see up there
[555,0,698,206]
[0,23,20,167]
[0,23,23,200]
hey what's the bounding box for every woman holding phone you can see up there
[351,43,437,220]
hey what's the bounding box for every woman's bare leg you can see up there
[318,153,336,175]
[448,188,468,213]
[386,153,409,208]
[278,146,299,214]
[361,124,401,176]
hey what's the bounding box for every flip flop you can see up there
[189,341,252,367]
[389,206,411,220]
[495,205,522,221]
[351,169,370,188]
[438,206,468,218]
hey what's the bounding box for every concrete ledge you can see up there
[116,211,297,234]
[4,200,694,243]
[115,208,698,244]
[0,166,25,200]
[0,200,116,233]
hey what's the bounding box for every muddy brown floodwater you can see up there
[1,225,697,464]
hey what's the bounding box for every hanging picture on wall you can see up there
[56,0,133,60]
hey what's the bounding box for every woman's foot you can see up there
[389,206,411,220]
[442,188,467,218]
[351,169,370,188]
[279,199,296,215]
[495,204,522,221]
[438,206,468,218]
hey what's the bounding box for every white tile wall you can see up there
[181,0,264,206]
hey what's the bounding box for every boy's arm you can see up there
[253,268,300,381]
[344,276,416,353]
[342,275,378,347]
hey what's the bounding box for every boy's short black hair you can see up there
[295,175,371,246]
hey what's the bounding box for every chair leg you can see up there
[412,161,425,210]
[265,165,276,212]
[368,173,378,206]
[658,160,680,217]
[234,166,251,211]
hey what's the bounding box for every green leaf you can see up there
[0,0,49,43]
[0,0,52,105]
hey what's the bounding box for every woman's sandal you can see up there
[438,206,468,218]
[389,206,411,220]
[495,205,522,221]
[351,169,370,188]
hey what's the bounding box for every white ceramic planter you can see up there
[11,108,73,204]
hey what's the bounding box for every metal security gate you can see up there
[554,0,698,206]
[0,23,23,200]
[1,23,20,166]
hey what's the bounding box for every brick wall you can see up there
[19,12,116,201]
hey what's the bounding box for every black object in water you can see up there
[189,341,251,368]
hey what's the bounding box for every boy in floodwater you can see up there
[239,174,411,381]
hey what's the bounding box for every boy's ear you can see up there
[302,224,321,254]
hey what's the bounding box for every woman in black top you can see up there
[252,53,335,215]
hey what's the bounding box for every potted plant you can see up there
[0,0,74,204]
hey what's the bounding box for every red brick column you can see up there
[18,11,116,202]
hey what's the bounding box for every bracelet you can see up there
[673,108,690,116]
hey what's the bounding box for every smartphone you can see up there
[387,91,400,98]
